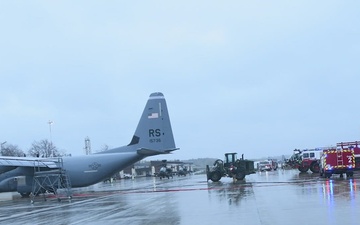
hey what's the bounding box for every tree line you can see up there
[0,139,67,157]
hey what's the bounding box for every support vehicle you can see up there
[258,161,272,171]
[206,153,255,182]
[337,141,360,170]
[320,148,355,178]
[285,148,322,173]
[258,159,278,171]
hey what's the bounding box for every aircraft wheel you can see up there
[210,171,221,182]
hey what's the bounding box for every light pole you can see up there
[48,120,53,157]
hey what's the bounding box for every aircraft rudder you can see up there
[130,92,177,153]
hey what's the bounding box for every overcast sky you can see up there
[0,1,359,161]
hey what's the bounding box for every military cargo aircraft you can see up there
[0,92,178,197]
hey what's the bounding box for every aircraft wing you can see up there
[0,156,60,169]
[137,148,179,156]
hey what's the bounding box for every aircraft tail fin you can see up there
[128,92,177,154]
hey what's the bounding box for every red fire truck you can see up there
[319,148,355,178]
[293,149,322,173]
[337,141,360,170]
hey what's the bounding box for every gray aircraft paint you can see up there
[0,92,178,194]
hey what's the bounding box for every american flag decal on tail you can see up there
[148,112,159,119]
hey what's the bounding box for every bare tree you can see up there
[1,143,25,157]
[28,139,63,157]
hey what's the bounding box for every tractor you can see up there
[206,153,256,182]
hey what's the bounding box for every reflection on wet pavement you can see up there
[0,169,359,225]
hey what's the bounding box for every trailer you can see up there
[319,148,355,178]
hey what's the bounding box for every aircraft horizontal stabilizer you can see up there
[137,148,179,156]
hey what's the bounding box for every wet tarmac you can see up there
[0,169,359,225]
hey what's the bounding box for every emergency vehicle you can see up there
[337,141,360,170]
[296,148,322,173]
[319,148,355,178]
[258,159,278,171]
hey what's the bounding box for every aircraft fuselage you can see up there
[0,152,144,194]
[63,152,144,187]
[0,92,178,196]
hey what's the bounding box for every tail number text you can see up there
[149,129,161,143]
